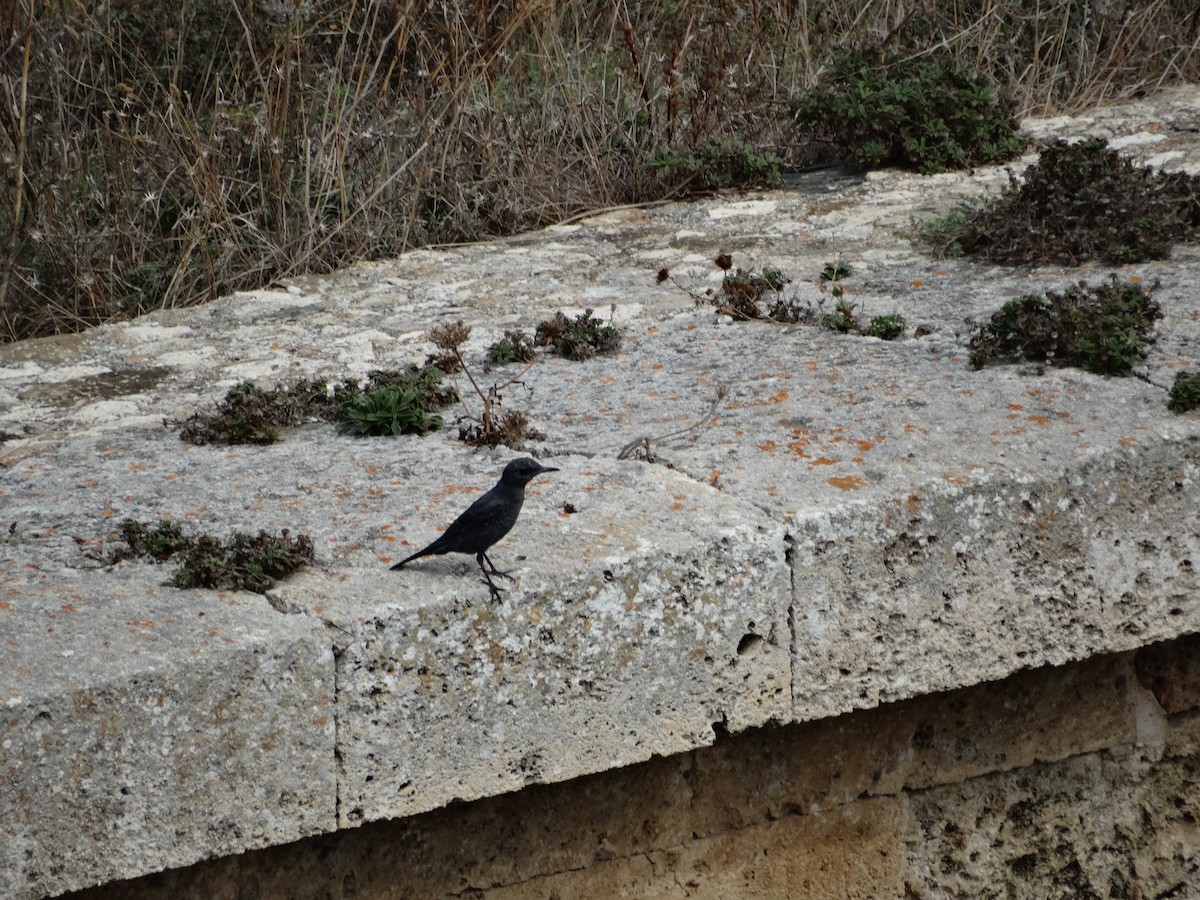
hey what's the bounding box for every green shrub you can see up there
[924,139,1200,265]
[969,278,1160,376]
[649,137,780,191]
[796,52,1024,174]
[1168,372,1200,413]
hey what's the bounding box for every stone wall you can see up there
[67,634,1200,899]
[6,85,1200,900]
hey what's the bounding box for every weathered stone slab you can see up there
[0,563,335,899]
[272,459,791,826]
[789,437,1200,718]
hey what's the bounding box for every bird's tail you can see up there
[390,551,422,571]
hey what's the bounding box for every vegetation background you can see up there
[2,0,1198,344]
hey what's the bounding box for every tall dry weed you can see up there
[1,0,1197,342]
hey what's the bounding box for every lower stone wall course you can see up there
[1136,633,1200,715]
[61,642,1200,900]
[902,714,1200,899]
[480,798,906,900]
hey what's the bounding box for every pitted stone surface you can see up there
[274,461,789,826]
[0,567,335,900]
[2,85,1200,898]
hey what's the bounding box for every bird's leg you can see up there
[479,551,514,580]
[477,563,505,603]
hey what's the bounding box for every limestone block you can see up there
[689,652,1140,836]
[276,461,791,827]
[903,741,1200,899]
[479,797,906,900]
[791,439,1200,721]
[0,565,336,900]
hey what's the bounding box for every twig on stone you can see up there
[618,384,729,461]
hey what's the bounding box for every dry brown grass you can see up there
[1,0,1197,343]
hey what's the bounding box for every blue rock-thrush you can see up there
[391,457,559,600]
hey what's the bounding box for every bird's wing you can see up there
[439,488,502,539]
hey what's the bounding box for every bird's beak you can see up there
[538,465,560,474]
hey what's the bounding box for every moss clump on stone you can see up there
[487,330,538,364]
[179,367,454,445]
[535,308,622,361]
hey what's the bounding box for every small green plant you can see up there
[1168,372,1200,413]
[649,137,781,191]
[820,261,853,282]
[113,519,314,593]
[178,377,348,445]
[821,299,862,333]
[338,385,443,436]
[120,519,193,560]
[796,52,1024,174]
[487,329,538,364]
[535,308,622,360]
[691,256,902,338]
[179,382,287,445]
[969,277,1161,376]
[908,205,978,258]
[866,314,906,340]
[915,140,1200,265]
[179,368,453,444]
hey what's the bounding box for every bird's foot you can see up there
[484,579,505,603]
[480,552,514,580]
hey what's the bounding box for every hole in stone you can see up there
[737,633,763,656]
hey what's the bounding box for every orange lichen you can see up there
[787,439,811,457]
[827,475,867,491]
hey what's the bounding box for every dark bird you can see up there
[391,457,559,600]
